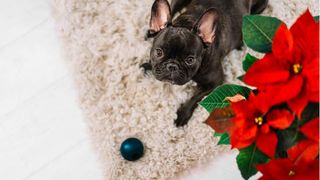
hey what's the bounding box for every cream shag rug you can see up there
[51,0,318,179]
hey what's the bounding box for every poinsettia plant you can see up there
[200,10,319,180]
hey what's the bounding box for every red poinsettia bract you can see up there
[243,10,319,116]
[257,140,319,180]
[296,118,319,164]
[300,117,319,143]
[257,158,318,180]
[230,94,294,157]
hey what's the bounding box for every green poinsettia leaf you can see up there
[236,144,269,180]
[276,118,300,158]
[314,16,319,21]
[243,15,282,53]
[213,132,230,145]
[200,84,251,113]
[243,53,258,71]
[213,132,224,137]
[300,102,319,125]
[237,74,245,81]
[217,133,230,145]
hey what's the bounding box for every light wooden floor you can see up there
[0,0,256,179]
[0,0,103,179]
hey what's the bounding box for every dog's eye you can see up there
[185,56,195,65]
[154,48,163,58]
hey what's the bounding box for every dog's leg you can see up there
[171,0,192,16]
[174,85,213,127]
[140,62,152,74]
[250,0,268,14]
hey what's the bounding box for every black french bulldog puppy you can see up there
[141,0,268,126]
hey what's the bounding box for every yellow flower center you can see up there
[255,117,263,125]
[288,170,295,176]
[292,64,302,74]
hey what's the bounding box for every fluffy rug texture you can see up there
[51,0,318,179]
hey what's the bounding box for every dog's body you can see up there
[142,0,268,126]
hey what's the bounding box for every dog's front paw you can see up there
[140,62,152,75]
[174,106,192,127]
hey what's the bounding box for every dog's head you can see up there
[148,0,218,85]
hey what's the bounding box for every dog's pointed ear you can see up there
[149,0,171,34]
[195,8,219,45]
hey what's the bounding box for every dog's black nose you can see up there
[166,64,178,72]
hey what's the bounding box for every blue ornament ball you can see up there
[120,138,144,161]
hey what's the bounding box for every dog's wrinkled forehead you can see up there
[153,27,203,56]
